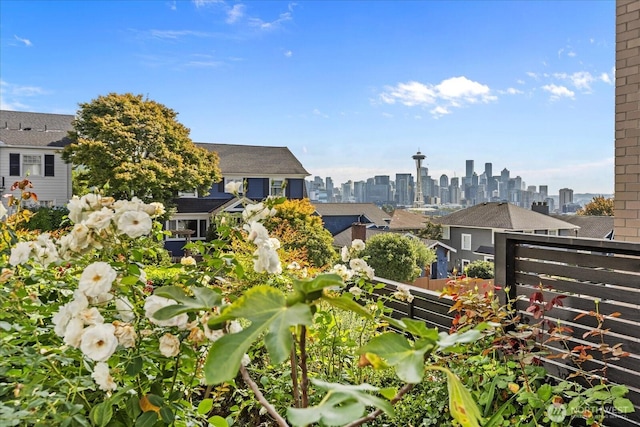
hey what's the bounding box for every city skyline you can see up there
[1,1,615,194]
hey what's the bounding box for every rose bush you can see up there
[1,182,488,427]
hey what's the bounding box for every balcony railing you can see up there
[371,232,640,426]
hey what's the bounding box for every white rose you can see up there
[113,321,137,348]
[9,241,32,266]
[144,295,189,329]
[115,297,135,322]
[224,180,243,194]
[80,323,118,362]
[341,246,350,263]
[159,333,180,357]
[78,262,117,298]
[85,207,115,231]
[63,317,85,348]
[180,256,196,266]
[351,239,365,251]
[92,362,116,392]
[78,307,104,325]
[117,210,152,238]
[67,196,86,224]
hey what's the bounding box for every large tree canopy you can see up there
[62,93,221,205]
[577,196,614,216]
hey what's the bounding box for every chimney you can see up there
[531,201,549,215]
[351,222,367,242]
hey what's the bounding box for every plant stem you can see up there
[290,333,301,408]
[240,364,290,427]
[343,383,414,427]
[299,325,309,408]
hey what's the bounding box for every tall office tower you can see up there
[326,177,334,202]
[450,177,461,204]
[466,160,474,178]
[539,185,548,200]
[471,172,479,186]
[559,188,574,210]
[396,173,413,206]
[412,151,426,208]
[342,181,353,202]
[513,176,523,191]
[440,174,449,188]
[484,163,493,180]
[353,181,366,203]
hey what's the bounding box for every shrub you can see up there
[464,260,494,279]
[362,233,435,283]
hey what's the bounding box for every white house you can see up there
[0,110,74,208]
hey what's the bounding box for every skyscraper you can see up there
[466,160,474,178]
[559,188,574,209]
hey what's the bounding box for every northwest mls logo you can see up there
[547,402,567,423]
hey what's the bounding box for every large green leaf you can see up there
[287,380,393,427]
[153,286,223,320]
[293,273,344,297]
[358,332,428,383]
[204,286,313,384]
[321,294,372,319]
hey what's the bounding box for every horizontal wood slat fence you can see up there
[370,232,640,426]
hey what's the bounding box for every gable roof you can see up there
[312,203,391,227]
[551,214,614,239]
[389,208,428,230]
[0,110,74,147]
[196,143,309,176]
[173,197,231,214]
[434,202,579,231]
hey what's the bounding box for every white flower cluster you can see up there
[330,239,374,282]
[241,202,282,275]
[8,194,164,266]
[51,261,137,392]
[393,284,415,303]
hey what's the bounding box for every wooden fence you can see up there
[370,232,640,426]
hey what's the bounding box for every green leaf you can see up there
[359,332,428,383]
[397,318,440,340]
[152,286,223,320]
[610,385,628,398]
[321,294,372,319]
[135,411,158,427]
[125,396,141,420]
[536,383,552,401]
[613,397,635,413]
[208,416,229,427]
[159,407,174,423]
[126,356,143,376]
[90,402,113,427]
[293,273,344,296]
[120,275,141,286]
[198,399,213,415]
[287,380,393,427]
[437,329,481,349]
[204,286,313,384]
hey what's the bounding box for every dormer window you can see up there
[270,178,285,196]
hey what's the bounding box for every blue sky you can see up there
[1,1,616,194]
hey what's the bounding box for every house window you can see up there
[548,230,558,236]
[44,155,55,177]
[442,226,450,240]
[10,153,20,176]
[461,259,470,271]
[166,219,208,240]
[23,155,42,176]
[461,233,472,251]
[224,178,245,194]
[270,179,285,196]
[178,189,198,198]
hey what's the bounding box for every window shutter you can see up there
[44,155,55,177]
[10,153,20,176]
[263,179,269,196]
[218,181,225,192]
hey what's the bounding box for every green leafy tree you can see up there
[62,93,221,205]
[264,199,337,268]
[464,260,494,279]
[361,233,435,283]
[577,196,614,216]
[416,220,443,240]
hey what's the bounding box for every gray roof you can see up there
[551,214,614,239]
[0,110,74,147]
[434,202,579,231]
[196,143,309,176]
[312,203,391,227]
[173,198,231,214]
[389,208,428,230]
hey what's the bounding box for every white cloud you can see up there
[312,108,329,118]
[554,71,596,91]
[149,29,211,39]
[284,50,293,58]
[0,80,48,110]
[517,79,525,85]
[567,51,576,57]
[14,35,32,47]
[226,4,245,23]
[542,84,575,100]
[600,72,612,84]
[169,1,177,11]
[499,87,523,95]
[379,76,496,117]
[193,0,223,7]
[248,10,292,30]
[526,72,539,80]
